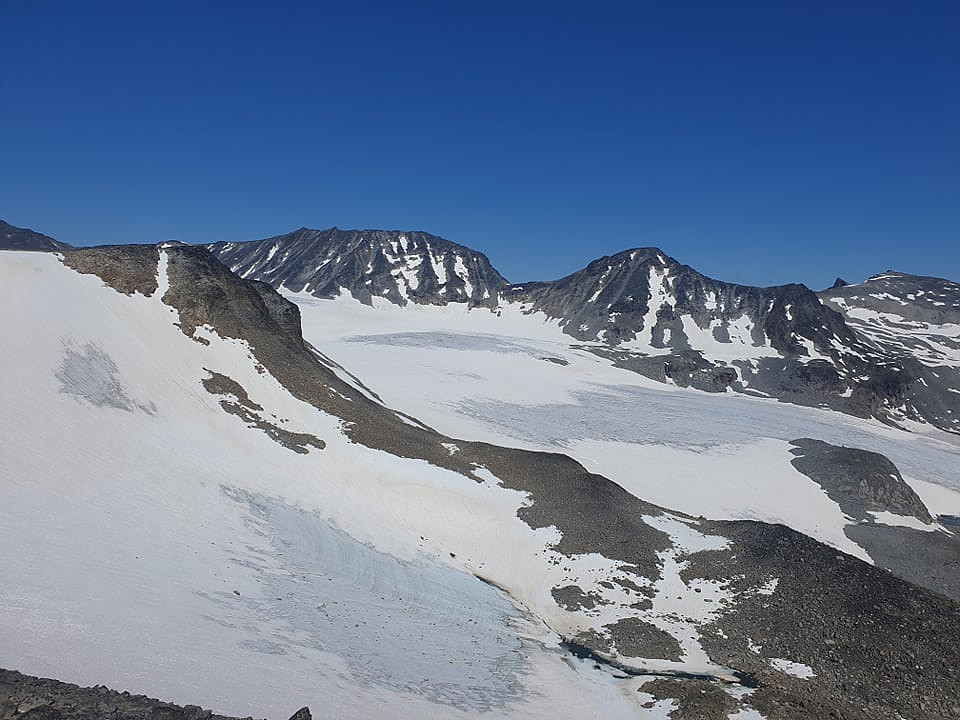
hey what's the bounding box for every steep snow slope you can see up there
[0,251,642,720]
[290,292,960,582]
[4,248,960,720]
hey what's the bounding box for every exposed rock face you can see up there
[818,272,960,433]
[201,370,325,454]
[509,248,854,358]
[207,227,508,307]
[0,220,73,252]
[0,668,257,720]
[822,271,960,327]
[788,438,933,523]
[508,247,960,432]
[845,524,960,601]
[691,520,960,720]
[638,678,738,719]
[61,245,160,296]
[203,227,960,433]
[787,438,960,601]
[48,244,960,720]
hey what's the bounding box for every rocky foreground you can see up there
[0,669,311,720]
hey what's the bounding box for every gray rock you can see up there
[207,227,508,308]
[0,668,254,720]
[788,438,933,523]
[0,220,73,252]
[845,523,960,601]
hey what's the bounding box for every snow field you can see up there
[0,252,658,719]
[289,292,960,565]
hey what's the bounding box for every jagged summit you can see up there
[208,227,508,307]
[202,224,960,433]
[510,242,857,357]
[821,267,960,325]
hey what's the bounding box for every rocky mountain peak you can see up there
[0,219,73,252]
[820,268,960,326]
[208,227,509,308]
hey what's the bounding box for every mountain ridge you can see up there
[12,242,960,719]
[4,219,959,433]
[207,227,508,308]
[0,219,73,252]
[204,225,960,435]
[2,237,960,719]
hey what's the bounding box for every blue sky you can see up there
[1,1,957,287]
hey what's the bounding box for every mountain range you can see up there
[1,220,959,720]
[208,226,960,434]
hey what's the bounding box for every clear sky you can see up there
[1,1,957,288]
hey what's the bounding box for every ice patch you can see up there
[56,341,155,414]
[868,511,937,532]
[635,694,677,718]
[768,657,815,679]
[156,248,170,298]
[756,578,778,596]
[223,489,527,709]
[727,708,768,719]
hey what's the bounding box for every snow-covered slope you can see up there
[290,291,960,597]
[819,272,960,429]
[3,246,960,720]
[0,249,640,719]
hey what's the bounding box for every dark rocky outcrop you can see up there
[787,438,960,601]
[201,370,325,454]
[822,271,960,326]
[208,227,508,308]
[788,438,933,523]
[509,248,858,360]
[0,668,258,720]
[689,520,960,720]
[61,245,160,296]
[639,678,738,719]
[845,523,960,601]
[0,220,73,252]
[818,272,960,433]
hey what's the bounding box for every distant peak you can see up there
[866,271,909,282]
[829,277,849,289]
[606,247,672,267]
[0,219,73,252]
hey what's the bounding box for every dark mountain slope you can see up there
[0,220,73,252]
[208,227,508,307]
